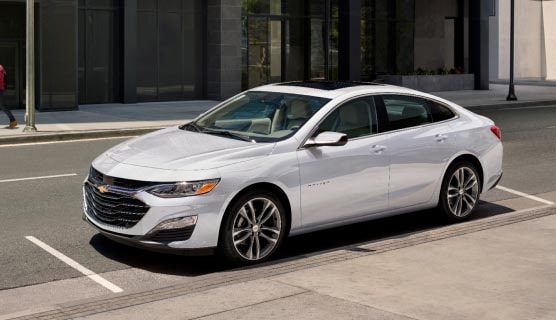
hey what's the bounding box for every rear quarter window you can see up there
[428,100,456,122]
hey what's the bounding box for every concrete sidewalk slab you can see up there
[274,214,556,320]
[78,279,308,320]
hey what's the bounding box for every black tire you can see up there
[219,190,287,265]
[438,161,481,222]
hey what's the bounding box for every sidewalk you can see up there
[1,84,555,145]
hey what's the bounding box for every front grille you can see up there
[145,226,195,243]
[89,166,158,190]
[84,182,149,228]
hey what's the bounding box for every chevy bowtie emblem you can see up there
[97,185,109,193]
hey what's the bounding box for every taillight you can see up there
[490,125,501,140]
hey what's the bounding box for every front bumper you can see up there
[83,177,227,252]
[84,214,215,256]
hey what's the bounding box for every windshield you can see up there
[187,91,331,142]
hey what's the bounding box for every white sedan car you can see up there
[83,81,503,264]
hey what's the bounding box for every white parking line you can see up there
[25,236,123,293]
[0,173,77,183]
[495,185,555,205]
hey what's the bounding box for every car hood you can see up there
[106,127,275,171]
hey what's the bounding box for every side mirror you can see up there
[304,131,348,148]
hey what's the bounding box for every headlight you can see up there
[146,179,220,198]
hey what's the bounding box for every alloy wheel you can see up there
[232,197,282,261]
[447,167,479,217]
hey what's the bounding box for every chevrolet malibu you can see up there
[83,81,503,264]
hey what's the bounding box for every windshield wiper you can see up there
[201,128,254,142]
[180,122,253,142]
[179,122,202,132]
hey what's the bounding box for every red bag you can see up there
[0,65,5,91]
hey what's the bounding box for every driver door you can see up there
[297,96,390,228]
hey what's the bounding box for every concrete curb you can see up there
[0,127,164,146]
[464,99,556,111]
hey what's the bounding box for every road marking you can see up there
[495,185,554,205]
[25,236,123,293]
[0,136,137,148]
[0,173,78,183]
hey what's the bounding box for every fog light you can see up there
[149,216,198,234]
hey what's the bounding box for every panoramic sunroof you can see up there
[276,81,382,91]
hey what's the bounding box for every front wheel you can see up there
[438,161,481,221]
[219,191,287,264]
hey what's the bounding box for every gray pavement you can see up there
[0,84,555,144]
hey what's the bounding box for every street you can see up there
[1,105,555,318]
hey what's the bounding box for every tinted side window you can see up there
[429,100,456,122]
[317,97,378,139]
[382,95,431,130]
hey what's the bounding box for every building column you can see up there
[39,0,78,110]
[469,0,489,90]
[123,0,137,103]
[338,0,361,81]
[206,0,242,100]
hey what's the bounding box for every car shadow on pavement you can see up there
[88,200,514,276]
[88,235,228,276]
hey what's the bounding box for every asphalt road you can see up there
[0,105,555,299]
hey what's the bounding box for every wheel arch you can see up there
[217,182,292,245]
[445,153,485,193]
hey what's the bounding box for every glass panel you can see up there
[428,100,455,122]
[78,9,86,104]
[89,10,120,103]
[310,18,325,79]
[285,0,304,81]
[269,20,282,83]
[158,11,182,100]
[328,0,339,80]
[136,11,157,101]
[270,0,281,15]
[318,97,377,139]
[382,95,431,130]
[183,0,202,98]
[243,0,270,15]
[159,0,180,12]
[195,91,330,142]
[247,17,269,88]
[361,0,415,78]
[138,0,156,11]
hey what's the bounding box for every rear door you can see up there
[377,94,459,209]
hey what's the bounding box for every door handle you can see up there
[435,134,448,142]
[370,145,387,154]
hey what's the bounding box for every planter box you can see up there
[380,74,475,92]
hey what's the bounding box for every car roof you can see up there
[249,81,422,100]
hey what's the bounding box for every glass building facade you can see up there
[0,0,489,111]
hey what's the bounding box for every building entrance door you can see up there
[0,42,21,107]
[246,17,286,88]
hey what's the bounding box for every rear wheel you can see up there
[219,190,287,264]
[438,161,481,221]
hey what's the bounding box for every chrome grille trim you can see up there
[84,181,149,228]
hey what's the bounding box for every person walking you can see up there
[0,64,17,129]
